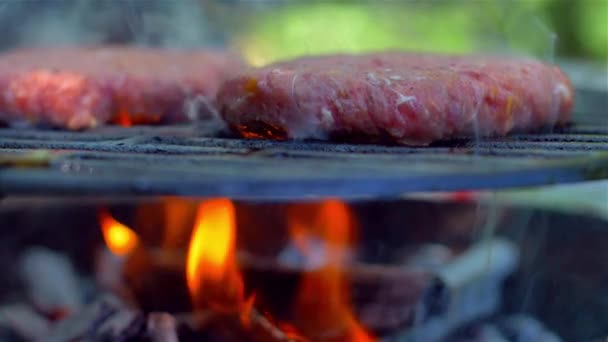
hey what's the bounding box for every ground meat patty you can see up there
[218,53,574,145]
[0,46,242,129]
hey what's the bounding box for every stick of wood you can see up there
[172,307,306,342]
[248,307,307,342]
[148,248,430,282]
[173,310,215,328]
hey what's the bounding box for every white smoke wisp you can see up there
[183,94,228,134]
[0,0,223,51]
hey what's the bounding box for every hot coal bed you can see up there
[0,88,607,342]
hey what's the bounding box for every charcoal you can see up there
[18,246,83,315]
[0,304,51,341]
[46,295,145,342]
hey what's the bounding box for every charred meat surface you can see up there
[219,52,574,145]
[0,46,243,129]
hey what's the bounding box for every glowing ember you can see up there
[186,198,247,313]
[290,200,376,341]
[98,209,139,256]
[110,109,162,127]
[113,109,132,127]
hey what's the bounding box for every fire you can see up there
[114,109,132,127]
[130,197,197,249]
[186,198,246,313]
[162,197,198,249]
[98,209,139,256]
[290,200,376,341]
[111,109,162,127]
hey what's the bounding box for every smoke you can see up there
[0,0,224,51]
[0,0,563,63]
[493,1,559,61]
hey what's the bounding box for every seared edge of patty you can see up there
[218,53,574,145]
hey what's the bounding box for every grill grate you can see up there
[0,109,606,199]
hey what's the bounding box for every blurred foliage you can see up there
[230,0,607,66]
[572,0,608,60]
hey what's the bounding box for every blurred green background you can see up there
[223,0,607,66]
[0,1,602,68]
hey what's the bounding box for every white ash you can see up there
[19,247,83,315]
[0,304,51,341]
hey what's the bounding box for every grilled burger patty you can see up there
[0,46,242,129]
[218,53,574,145]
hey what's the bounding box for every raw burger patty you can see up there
[0,46,242,129]
[218,52,574,145]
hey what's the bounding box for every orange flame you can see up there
[162,197,199,249]
[186,198,246,313]
[130,197,197,249]
[111,108,162,127]
[290,200,376,341]
[98,209,139,256]
[114,109,132,127]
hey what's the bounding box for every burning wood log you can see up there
[171,308,304,342]
[94,202,304,341]
[93,199,515,340]
[130,247,436,333]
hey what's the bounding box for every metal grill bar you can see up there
[0,113,606,199]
